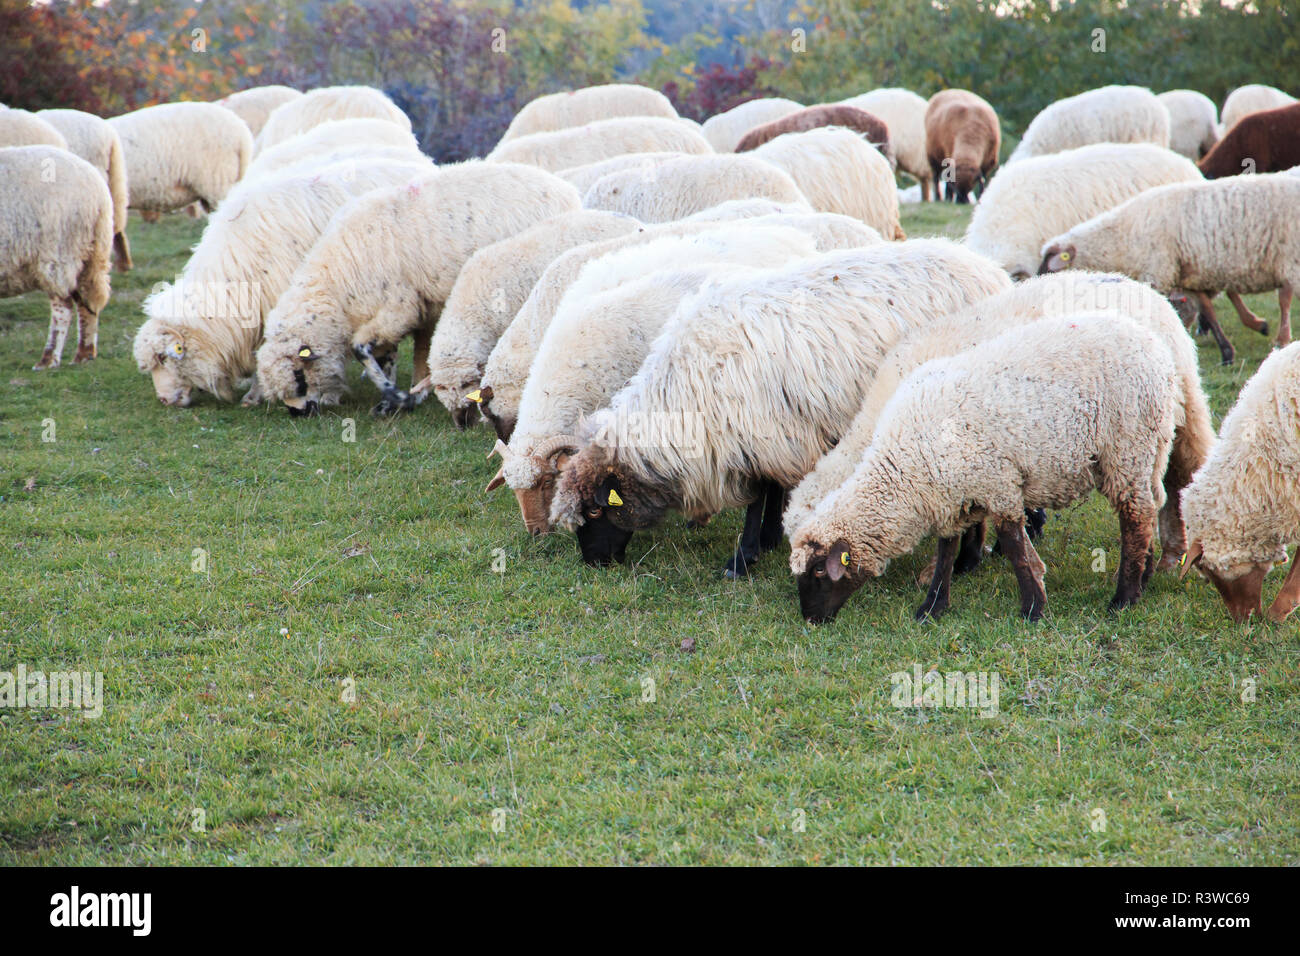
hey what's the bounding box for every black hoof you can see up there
[914,599,948,622]
[288,400,319,418]
[1258,322,1270,337]
[371,389,414,417]
[723,552,758,579]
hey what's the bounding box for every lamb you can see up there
[215,85,303,138]
[1157,90,1221,160]
[924,89,1000,203]
[499,85,679,143]
[581,153,808,222]
[254,85,411,154]
[556,152,689,193]
[701,98,804,153]
[839,89,931,200]
[964,142,1202,280]
[1180,342,1300,622]
[488,225,820,534]
[38,108,133,272]
[789,314,1180,623]
[734,104,892,163]
[242,118,420,182]
[745,127,904,238]
[421,209,642,427]
[0,108,68,148]
[476,212,882,440]
[1007,86,1170,163]
[133,155,432,407]
[486,116,713,173]
[1198,102,1300,179]
[785,272,1214,576]
[548,239,1011,573]
[1221,84,1296,133]
[1,146,112,370]
[255,162,581,416]
[1040,174,1300,354]
[109,102,253,219]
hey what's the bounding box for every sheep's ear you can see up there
[826,546,850,582]
[1179,540,1204,580]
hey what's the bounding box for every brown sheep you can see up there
[1198,102,1300,179]
[734,104,893,164]
[925,89,1000,203]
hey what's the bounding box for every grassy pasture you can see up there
[1,204,1296,865]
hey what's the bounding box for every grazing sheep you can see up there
[489,225,819,534]
[789,314,1179,623]
[734,104,892,164]
[701,97,804,153]
[1040,174,1300,354]
[556,152,689,193]
[133,156,432,407]
[215,85,303,138]
[786,272,1214,575]
[1007,86,1170,163]
[747,127,904,238]
[255,162,581,416]
[422,209,641,427]
[486,116,713,173]
[1,146,112,369]
[965,142,1202,280]
[925,89,1000,203]
[1198,102,1300,179]
[1157,90,1221,160]
[38,108,133,272]
[109,102,253,218]
[581,153,808,222]
[500,85,679,143]
[477,212,881,440]
[0,108,67,149]
[254,85,411,154]
[840,88,931,200]
[1181,342,1300,622]
[1221,84,1296,133]
[549,239,1011,572]
[243,118,420,182]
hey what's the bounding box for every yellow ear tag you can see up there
[607,489,623,507]
[299,347,312,358]
[840,551,850,566]
[466,389,483,403]
[1059,252,1071,262]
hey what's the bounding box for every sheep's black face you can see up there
[575,508,634,566]
[796,540,863,623]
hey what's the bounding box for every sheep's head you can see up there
[488,435,582,536]
[1038,242,1077,275]
[789,537,884,624]
[428,365,485,429]
[256,321,348,416]
[133,318,195,406]
[477,386,516,441]
[1180,539,1283,623]
[551,445,666,566]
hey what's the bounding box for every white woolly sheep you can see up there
[701,97,804,153]
[133,155,432,407]
[1181,341,1300,621]
[477,212,882,440]
[1,146,112,369]
[489,225,820,534]
[109,102,253,219]
[243,118,420,182]
[1157,90,1221,160]
[581,153,808,222]
[786,271,1214,576]
[1008,86,1170,164]
[486,116,713,173]
[1221,84,1296,133]
[788,314,1179,623]
[1041,174,1300,355]
[422,209,641,427]
[0,108,67,149]
[255,162,581,416]
[746,127,905,238]
[38,108,132,272]
[682,198,814,220]
[254,85,411,154]
[499,85,679,143]
[548,239,1012,573]
[557,151,691,193]
[840,88,931,200]
[215,85,303,138]
[965,142,1202,280]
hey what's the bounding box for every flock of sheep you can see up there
[3,78,1300,627]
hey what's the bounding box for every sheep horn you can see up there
[487,438,515,462]
[410,374,432,395]
[531,434,582,463]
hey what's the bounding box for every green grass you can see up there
[1,206,1297,866]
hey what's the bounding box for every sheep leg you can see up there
[920,175,932,203]
[240,374,264,408]
[113,231,133,273]
[355,341,415,416]
[1156,439,1196,572]
[994,519,1047,621]
[72,298,98,364]
[953,521,986,575]
[1277,282,1293,348]
[412,325,432,387]
[1266,552,1300,623]
[1225,290,1269,336]
[757,483,788,553]
[724,486,774,579]
[33,296,76,370]
[1110,500,1156,612]
[915,535,959,621]
[1194,292,1236,365]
